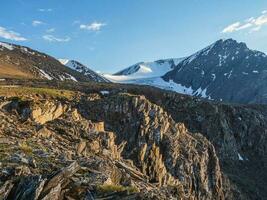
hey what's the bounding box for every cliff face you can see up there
[0,88,225,200]
[0,83,266,199]
[133,91,267,199]
[81,93,224,199]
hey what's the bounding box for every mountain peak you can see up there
[163,39,267,103]
[0,41,14,50]
[214,38,248,50]
[58,59,70,65]
[59,59,110,83]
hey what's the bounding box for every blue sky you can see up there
[1,0,267,73]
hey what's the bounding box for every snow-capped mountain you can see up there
[103,57,212,97]
[114,58,184,78]
[105,39,267,104]
[103,58,186,89]
[59,59,109,83]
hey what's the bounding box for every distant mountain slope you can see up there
[163,39,267,103]
[0,41,101,82]
[103,58,187,91]
[59,59,109,83]
[114,58,184,78]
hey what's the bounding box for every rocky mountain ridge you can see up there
[0,41,106,83]
[59,59,109,83]
[0,80,266,199]
[163,39,267,103]
[0,86,224,199]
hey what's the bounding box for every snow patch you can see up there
[211,74,216,81]
[106,76,196,96]
[58,59,70,65]
[138,64,153,73]
[238,153,244,161]
[67,74,78,82]
[0,42,14,50]
[39,69,53,80]
[58,73,77,82]
[225,70,233,79]
[194,87,209,98]
[114,58,185,79]
[100,90,110,95]
[218,54,229,66]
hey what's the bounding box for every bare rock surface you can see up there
[0,84,266,199]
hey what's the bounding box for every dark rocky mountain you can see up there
[59,59,110,83]
[163,39,267,104]
[0,79,266,199]
[0,41,105,82]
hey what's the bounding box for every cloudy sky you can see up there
[1,0,267,73]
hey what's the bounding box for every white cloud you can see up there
[43,35,70,42]
[222,22,241,33]
[46,28,55,33]
[262,10,267,14]
[0,26,27,41]
[32,20,45,27]
[222,11,267,33]
[80,22,106,31]
[38,8,52,12]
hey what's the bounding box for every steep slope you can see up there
[0,86,224,199]
[59,59,109,83]
[1,79,266,199]
[0,41,100,82]
[163,39,267,104]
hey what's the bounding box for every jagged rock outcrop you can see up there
[0,84,266,199]
[0,95,165,199]
[0,90,227,199]
[30,101,68,125]
[81,93,225,199]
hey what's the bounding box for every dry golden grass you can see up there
[19,142,33,155]
[0,64,34,79]
[0,86,76,99]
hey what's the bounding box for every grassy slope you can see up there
[0,64,34,79]
[0,86,76,100]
